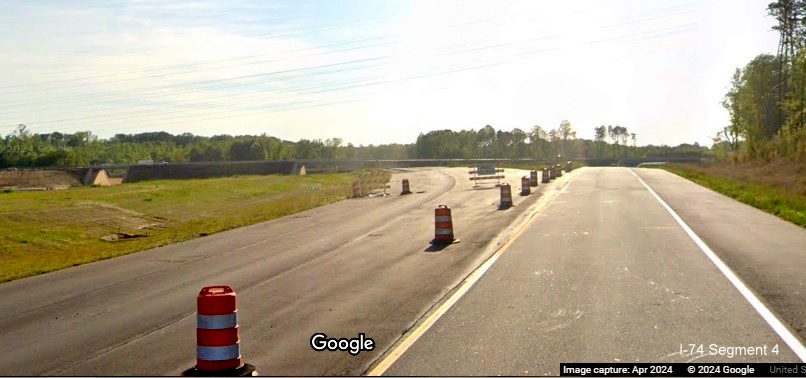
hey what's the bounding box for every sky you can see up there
[0,0,781,147]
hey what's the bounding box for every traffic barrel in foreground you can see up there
[352,181,361,198]
[556,164,563,177]
[401,178,412,195]
[431,205,459,244]
[183,286,256,377]
[541,168,550,183]
[520,176,531,196]
[529,170,538,187]
[499,183,513,209]
[548,167,556,180]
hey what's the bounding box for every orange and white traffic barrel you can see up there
[499,183,513,209]
[401,178,412,195]
[542,168,550,183]
[566,161,573,172]
[431,205,459,244]
[556,164,563,177]
[520,176,531,196]
[183,286,256,376]
[529,170,538,187]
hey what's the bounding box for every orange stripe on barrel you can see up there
[434,205,455,241]
[195,286,243,372]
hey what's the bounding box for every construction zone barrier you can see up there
[469,164,505,187]
[183,286,257,377]
[353,170,390,198]
[548,167,556,181]
[520,176,531,196]
[542,168,550,183]
[499,183,513,209]
[556,164,563,177]
[529,170,538,187]
[566,161,573,172]
[401,178,412,195]
[431,205,459,244]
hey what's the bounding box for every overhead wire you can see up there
[0,36,392,91]
[1,3,699,135]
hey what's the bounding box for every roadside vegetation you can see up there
[707,1,806,165]
[0,171,389,283]
[662,1,806,229]
[664,162,806,228]
[1,121,706,170]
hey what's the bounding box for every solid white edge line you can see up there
[629,168,806,362]
[366,171,575,376]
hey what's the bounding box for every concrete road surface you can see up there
[379,167,805,376]
[0,166,553,376]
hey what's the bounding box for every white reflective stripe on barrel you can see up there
[197,313,238,330]
[435,216,452,222]
[435,228,453,235]
[197,344,241,361]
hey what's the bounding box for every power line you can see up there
[0,56,392,108]
[3,20,697,134]
[12,60,509,134]
[0,60,392,116]
[0,39,396,95]
[0,4,700,136]
[0,36,392,91]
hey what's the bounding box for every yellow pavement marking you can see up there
[366,171,577,376]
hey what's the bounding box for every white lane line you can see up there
[366,172,577,376]
[629,169,806,362]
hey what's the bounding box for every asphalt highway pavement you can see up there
[2,166,803,376]
[0,166,549,376]
[380,167,805,376]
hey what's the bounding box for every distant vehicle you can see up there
[137,160,154,166]
[158,161,168,165]
[5,167,18,171]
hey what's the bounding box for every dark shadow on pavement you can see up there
[424,240,460,252]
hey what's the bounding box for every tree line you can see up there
[0,122,707,169]
[716,0,806,161]
[414,122,703,160]
[4,3,801,168]
[0,124,414,168]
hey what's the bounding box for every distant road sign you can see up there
[476,165,496,176]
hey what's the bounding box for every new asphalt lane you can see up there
[1,166,803,376]
[380,167,805,376]
[0,166,545,375]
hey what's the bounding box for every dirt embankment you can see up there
[123,161,296,182]
[0,170,82,189]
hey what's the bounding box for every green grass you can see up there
[0,172,380,283]
[664,165,806,228]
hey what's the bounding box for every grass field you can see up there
[0,171,389,283]
[664,162,806,228]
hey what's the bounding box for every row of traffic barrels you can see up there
[434,159,571,240]
[502,163,572,208]
[186,164,577,376]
